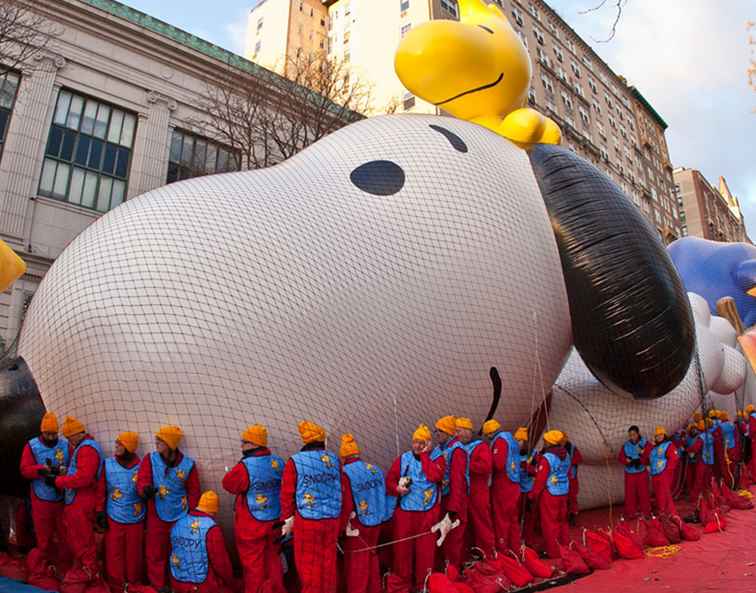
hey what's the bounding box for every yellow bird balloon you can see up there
[395,0,561,149]
[0,239,26,293]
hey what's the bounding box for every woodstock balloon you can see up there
[0,115,694,528]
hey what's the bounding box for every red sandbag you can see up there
[84,578,111,593]
[675,517,702,542]
[615,521,644,549]
[489,554,534,587]
[0,552,27,581]
[462,571,504,593]
[454,584,475,593]
[644,517,670,547]
[703,512,726,533]
[660,515,682,544]
[583,529,614,564]
[721,487,754,510]
[446,564,460,581]
[613,529,645,560]
[125,586,158,593]
[428,572,458,593]
[559,544,590,575]
[572,541,611,570]
[521,545,554,578]
[472,560,501,576]
[386,573,405,593]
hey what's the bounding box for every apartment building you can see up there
[673,168,749,243]
[246,0,682,243]
[0,0,352,348]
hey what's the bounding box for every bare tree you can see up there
[0,0,60,77]
[192,51,369,171]
[579,0,628,43]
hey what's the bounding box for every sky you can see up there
[120,0,756,233]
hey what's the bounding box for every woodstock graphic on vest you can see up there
[519,451,535,493]
[699,431,715,466]
[649,441,673,476]
[170,514,214,584]
[623,438,647,475]
[65,438,104,505]
[292,450,341,520]
[344,460,390,527]
[151,451,195,522]
[543,452,570,496]
[492,432,520,483]
[399,451,438,512]
[29,436,69,502]
[106,458,145,524]
[243,453,284,522]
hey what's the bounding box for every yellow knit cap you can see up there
[116,431,139,454]
[61,416,85,438]
[455,417,473,430]
[708,409,719,419]
[155,425,184,450]
[40,412,58,433]
[482,419,501,436]
[696,420,705,431]
[655,426,666,437]
[514,426,528,442]
[747,404,755,414]
[435,416,457,436]
[196,490,219,514]
[413,424,432,442]
[339,433,360,458]
[543,430,563,446]
[241,424,268,447]
[298,420,326,445]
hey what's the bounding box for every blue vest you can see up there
[543,452,570,496]
[398,451,438,512]
[292,450,341,520]
[720,421,736,450]
[685,435,698,463]
[519,452,535,493]
[448,440,470,493]
[430,444,451,496]
[566,444,579,479]
[65,439,104,505]
[105,458,145,524]
[170,514,213,584]
[650,441,672,476]
[622,438,647,475]
[242,454,284,522]
[151,451,195,522]
[492,432,520,483]
[28,436,69,502]
[699,431,714,465]
[343,460,389,526]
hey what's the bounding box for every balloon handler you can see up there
[459,418,495,559]
[618,425,652,518]
[649,426,679,515]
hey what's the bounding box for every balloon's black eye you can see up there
[429,125,468,153]
[350,160,405,196]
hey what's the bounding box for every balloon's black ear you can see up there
[529,145,694,399]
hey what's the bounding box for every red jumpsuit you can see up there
[466,440,495,558]
[529,446,569,560]
[279,447,342,593]
[440,443,468,569]
[712,426,725,484]
[340,457,382,593]
[650,441,679,515]
[688,436,713,502]
[566,443,583,516]
[750,414,756,484]
[19,441,67,576]
[617,440,651,517]
[490,435,521,553]
[386,451,444,593]
[170,510,235,593]
[136,450,200,590]
[54,436,105,582]
[104,455,144,592]
[222,448,284,593]
[519,452,538,548]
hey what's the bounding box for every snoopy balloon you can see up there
[0,111,695,525]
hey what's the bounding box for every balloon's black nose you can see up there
[0,357,44,497]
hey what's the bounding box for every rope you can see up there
[645,544,682,558]
[347,529,435,553]
[392,392,400,460]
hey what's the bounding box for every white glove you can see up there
[431,513,460,547]
[281,516,294,538]
[345,512,360,537]
[398,477,411,489]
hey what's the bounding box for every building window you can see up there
[256,18,264,32]
[554,46,564,62]
[400,0,410,12]
[570,61,581,78]
[533,28,545,45]
[39,89,136,212]
[587,78,597,94]
[528,87,536,105]
[561,92,573,113]
[299,2,303,11]
[344,31,351,43]
[403,92,415,111]
[566,38,575,53]
[400,23,411,38]
[167,129,239,185]
[511,8,524,27]
[440,0,458,17]
[528,2,539,20]
[516,29,528,48]
[541,74,554,96]
[254,40,261,55]
[0,71,21,158]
